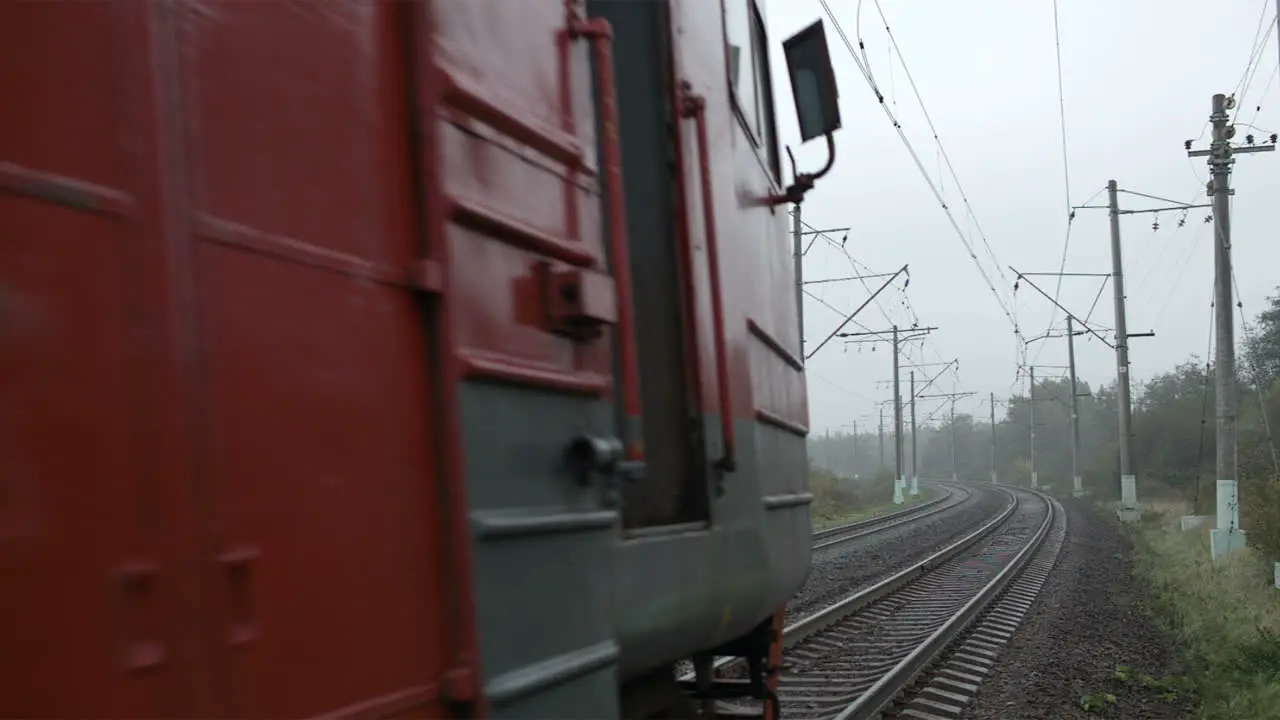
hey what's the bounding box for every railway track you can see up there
[777,487,1062,720]
[688,485,1065,720]
[810,484,965,551]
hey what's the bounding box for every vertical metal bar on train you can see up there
[571,18,646,462]
[793,205,804,361]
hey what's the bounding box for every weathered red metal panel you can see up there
[175,2,452,716]
[434,1,614,395]
[0,2,186,715]
[671,0,807,433]
[1,1,462,716]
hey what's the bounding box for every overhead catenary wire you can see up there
[1233,3,1278,122]
[1230,264,1280,474]
[817,0,1017,329]
[862,0,1010,290]
[1040,0,1077,353]
[798,216,899,329]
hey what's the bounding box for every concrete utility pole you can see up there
[1029,367,1038,489]
[1107,179,1140,520]
[1067,316,1084,497]
[910,371,919,496]
[917,390,977,481]
[892,326,904,505]
[950,399,958,483]
[990,392,998,484]
[1187,93,1275,557]
[844,324,935,503]
[1208,94,1243,556]
[879,407,885,470]
[792,206,804,360]
[852,421,859,479]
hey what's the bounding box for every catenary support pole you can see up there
[879,408,885,471]
[852,420,858,479]
[892,326,904,504]
[910,371,919,496]
[950,399,958,482]
[1068,316,1084,496]
[990,392,998,484]
[1109,179,1140,520]
[1185,92,1273,552]
[1209,93,1245,557]
[1029,367,1038,488]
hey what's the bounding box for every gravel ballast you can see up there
[962,498,1194,720]
[786,485,1010,622]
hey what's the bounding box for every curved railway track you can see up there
[778,486,1062,720]
[689,485,1065,720]
[810,484,966,551]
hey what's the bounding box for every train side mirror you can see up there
[783,20,842,142]
[770,19,841,206]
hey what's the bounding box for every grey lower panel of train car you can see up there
[461,383,623,719]
[461,386,810,717]
[614,417,811,679]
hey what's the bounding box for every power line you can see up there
[1043,0,1076,346]
[797,216,899,328]
[1029,185,1106,366]
[816,0,1017,329]
[1233,4,1277,123]
[862,0,1010,290]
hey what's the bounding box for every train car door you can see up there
[0,2,191,714]
[172,2,457,716]
[421,1,625,717]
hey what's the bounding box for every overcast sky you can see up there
[763,0,1280,434]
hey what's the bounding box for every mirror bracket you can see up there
[767,133,836,206]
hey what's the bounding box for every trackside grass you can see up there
[809,467,935,530]
[1129,504,1280,719]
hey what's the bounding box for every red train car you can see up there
[0,0,842,717]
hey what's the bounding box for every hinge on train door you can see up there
[537,262,617,341]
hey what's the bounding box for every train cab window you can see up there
[725,1,782,182]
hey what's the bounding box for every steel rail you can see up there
[814,481,957,538]
[810,484,957,547]
[832,490,1055,720]
[784,487,1018,644]
[679,485,1013,685]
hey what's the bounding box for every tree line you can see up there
[809,289,1280,557]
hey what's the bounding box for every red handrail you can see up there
[569,17,645,462]
[679,83,736,473]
